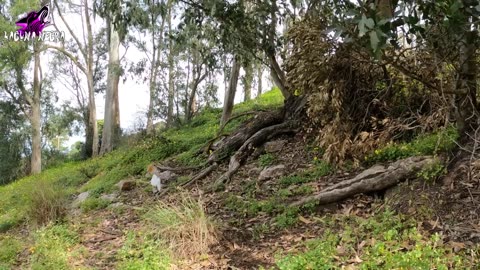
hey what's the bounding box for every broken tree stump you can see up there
[291,156,434,207]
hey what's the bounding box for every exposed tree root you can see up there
[214,120,298,187]
[207,111,284,164]
[167,97,307,192]
[290,156,434,207]
[217,110,267,136]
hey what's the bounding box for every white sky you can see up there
[37,1,273,146]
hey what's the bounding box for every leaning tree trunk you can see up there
[100,19,120,155]
[221,57,241,125]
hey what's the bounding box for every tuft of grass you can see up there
[80,197,111,213]
[143,193,218,260]
[26,180,68,226]
[417,158,447,183]
[258,153,277,167]
[116,231,172,270]
[279,160,332,188]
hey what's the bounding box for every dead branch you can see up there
[182,163,219,188]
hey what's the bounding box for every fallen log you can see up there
[291,156,434,207]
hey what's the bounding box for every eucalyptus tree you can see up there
[45,0,102,157]
[95,0,141,154]
[127,0,172,134]
[177,6,220,121]
[0,0,48,174]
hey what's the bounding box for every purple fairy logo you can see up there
[16,5,51,37]
[3,4,64,42]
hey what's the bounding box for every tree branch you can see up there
[43,44,87,75]
[53,0,87,61]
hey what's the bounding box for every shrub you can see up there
[144,193,218,259]
[26,180,68,226]
[417,158,447,183]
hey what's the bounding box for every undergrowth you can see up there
[366,127,458,164]
[274,210,479,269]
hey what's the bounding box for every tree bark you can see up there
[455,29,478,139]
[30,42,42,174]
[84,0,98,157]
[166,0,175,128]
[257,61,263,97]
[100,18,120,155]
[243,61,253,102]
[221,57,241,125]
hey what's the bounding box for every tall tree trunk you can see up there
[243,62,253,102]
[114,79,121,144]
[84,0,98,157]
[147,0,168,134]
[30,43,42,174]
[167,2,175,127]
[186,51,196,121]
[257,61,263,97]
[221,56,241,125]
[100,18,120,155]
[455,29,478,138]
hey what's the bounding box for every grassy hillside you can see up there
[1,87,479,269]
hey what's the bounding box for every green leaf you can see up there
[369,31,380,51]
[365,18,375,29]
[358,14,367,37]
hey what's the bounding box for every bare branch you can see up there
[53,0,87,61]
[44,44,87,74]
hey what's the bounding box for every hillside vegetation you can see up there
[1,88,479,269]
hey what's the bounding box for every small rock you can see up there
[73,191,90,207]
[259,165,286,181]
[265,140,287,153]
[100,193,118,202]
[116,180,136,191]
[157,170,177,182]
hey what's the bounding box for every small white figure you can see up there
[147,164,162,193]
